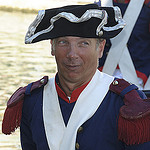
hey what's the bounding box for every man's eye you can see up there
[78,41,90,47]
[56,39,69,46]
[58,40,66,44]
[82,42,89,45]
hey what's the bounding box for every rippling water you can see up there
[0,10,56,149]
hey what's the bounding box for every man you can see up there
[2,3,150,150]
[98,0,150,89]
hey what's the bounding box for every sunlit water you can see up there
[0,10,57,149]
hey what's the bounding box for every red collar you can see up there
[55,75,89,103]
[114,0,130,3]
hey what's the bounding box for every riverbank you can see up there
[0,0,95,13]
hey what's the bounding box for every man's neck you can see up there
[57,74,93,97]
[58,78,87,97]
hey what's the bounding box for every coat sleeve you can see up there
[124,90,150,149]
[121,88,150,149]
[125,142,150,150]
[110,79,150,145]
[20,100,37,150]
[20,85,49,150]
[20,87,43,150]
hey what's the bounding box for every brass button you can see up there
[98,31,103,37]
[113,80,119,85]
[77,126,83,133]
[75,143,80,149]
[40,79,45,84]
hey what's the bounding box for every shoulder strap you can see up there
[2,76,48,135]
[110,79,150,145]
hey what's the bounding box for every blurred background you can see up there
[0,0,94,149]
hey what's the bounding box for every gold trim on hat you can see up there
[103,6,126,32]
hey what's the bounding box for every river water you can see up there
[0,10,57,149]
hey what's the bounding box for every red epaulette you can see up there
[144,0,150,7]
[2,76,48,135]
[110,79,150,145]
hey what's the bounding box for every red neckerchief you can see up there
[55,75,90,103]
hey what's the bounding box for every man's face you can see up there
[51,36,105,83]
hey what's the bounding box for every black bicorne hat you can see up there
[25,4,125,44]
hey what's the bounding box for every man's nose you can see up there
[67,44,78,58]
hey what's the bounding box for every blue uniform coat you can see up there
[20,81,150,150]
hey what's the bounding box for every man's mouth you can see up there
[65,64,80,71]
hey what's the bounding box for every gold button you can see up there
[40,79,45,84]
[113,80,119,85]
[77,126,83,133]
[75,143,80,149]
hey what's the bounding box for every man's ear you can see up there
[98,39,106,58]
[50,40,55,56]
